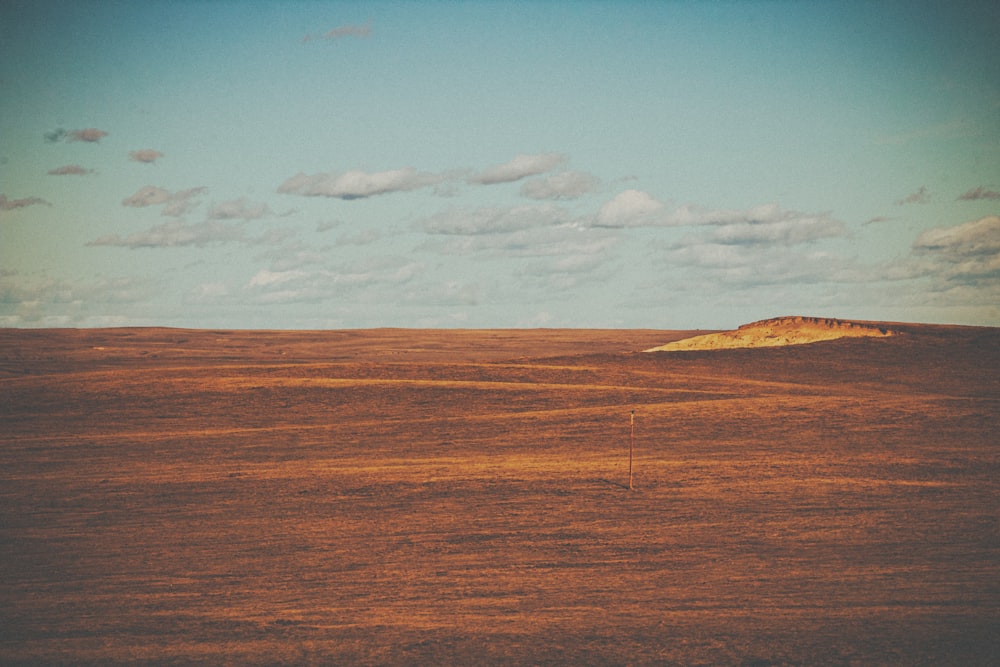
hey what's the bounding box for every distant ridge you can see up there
[644,316,898,352]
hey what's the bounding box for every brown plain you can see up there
[1,323,998,665]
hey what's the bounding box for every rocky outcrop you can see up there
[644,316,897,352]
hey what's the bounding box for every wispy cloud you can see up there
[129,149,164,164]
[520,171,600,200]
[419,204,573,235]
[895,186,930,205]
[47,164,94,176]
[704,212,846,246]
[44,128,67,143]
[304,21,372,43]
[122,185,206,217]
[336,229,381,246]
[243,256,422,305]
[208,198,270,220]
[468,153,566,185]
[0,194,49,214]
[88,219,245,248]
[957,186,1000,201]
[591,192,844,244]
[278,168,444,199]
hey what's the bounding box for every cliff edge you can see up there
[644,316,897,352]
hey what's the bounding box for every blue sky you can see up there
[1,0,998,329]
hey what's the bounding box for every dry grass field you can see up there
[1,324,998,666]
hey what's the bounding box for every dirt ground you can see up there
[1,325,998,665]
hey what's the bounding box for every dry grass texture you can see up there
[1,324,998,665]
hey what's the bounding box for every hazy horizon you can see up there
[2,0,998,330]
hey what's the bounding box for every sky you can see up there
[1,0,998,330]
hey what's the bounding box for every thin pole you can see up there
[628,409,635,490]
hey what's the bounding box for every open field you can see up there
[1,324,998,665]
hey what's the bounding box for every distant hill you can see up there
[644,316,897,352]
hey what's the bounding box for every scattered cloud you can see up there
[122,185,207,217]
[895,186,930,205]
[957,186,1000,201]
[67,128,108,143]
[208,198,270,220]
[304,21,372,43]
[47,164,94,176]
[594,189,664,227]
[88,219,245,248]
[129,149,164,164]
[278,167,444,199]
[0,194,49,214]
[468,153,566,185]
[520,171,600,200]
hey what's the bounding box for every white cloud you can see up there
[520,171,600,200]
[278,168,444,199]
[468,153,566,185]
[595,189,664,227]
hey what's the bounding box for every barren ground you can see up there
[1,324,998,666]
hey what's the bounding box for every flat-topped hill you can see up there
[644,315,897,351]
